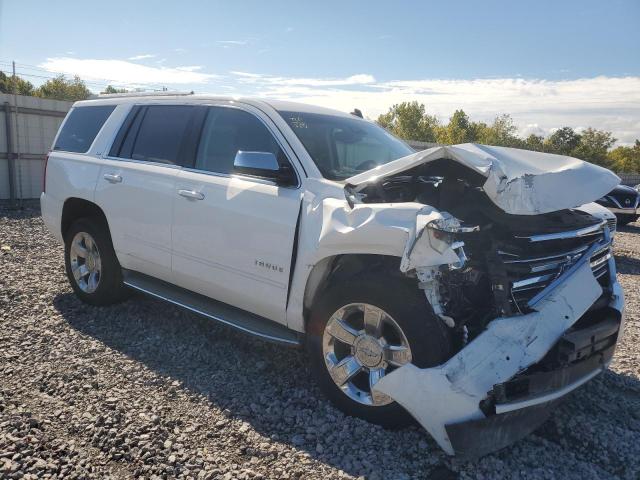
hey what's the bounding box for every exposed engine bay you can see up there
[346,159,615,353]
[290,144,624,457]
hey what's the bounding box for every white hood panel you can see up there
[346,143,621,216]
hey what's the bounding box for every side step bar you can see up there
[122,270,302,347]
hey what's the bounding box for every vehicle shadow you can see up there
[615,255,640,275]
[0,204,42,220]
[619,223,640,234]
[54,292,640,478]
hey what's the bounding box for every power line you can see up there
[0,59,171,92]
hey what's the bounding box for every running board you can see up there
[122,270,302,347]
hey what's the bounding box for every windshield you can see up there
[278,110,414,180]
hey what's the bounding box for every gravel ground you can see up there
[1,206,639,480]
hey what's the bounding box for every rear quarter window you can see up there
[54,105,116,153]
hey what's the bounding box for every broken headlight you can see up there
[426,215,479,254]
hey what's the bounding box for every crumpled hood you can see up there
[345,143,621,216]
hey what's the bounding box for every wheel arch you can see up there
[61,197,110,238]
[302,253,406,328]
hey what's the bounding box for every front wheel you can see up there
[307,273,451,428]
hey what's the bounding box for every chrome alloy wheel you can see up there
[69,232,102,293]
[322,303,412,406]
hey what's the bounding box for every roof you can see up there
[72,95,356,118]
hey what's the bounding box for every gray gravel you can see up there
[1,205,639,480]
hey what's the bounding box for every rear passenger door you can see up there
[171,105,302,324]
[96,104,201,282]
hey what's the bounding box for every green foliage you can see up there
[34,75,91,101]
[572,128,616,167]
[524,134,545,151]
[607,140,640,172]
[0,71,34,95]
[543,127,582,155]
[101,85,128,94]
[376,101,638,173]
[376,101,439,142]
[476,114,524,148]
[436,109,477,144]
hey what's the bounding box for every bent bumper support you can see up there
[373,239,624,457]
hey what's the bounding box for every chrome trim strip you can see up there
[517,220,606,242]
[494,367,603,414]
[527,240,605,308]
[123,280,301,346]
[502,245,590,264]
[512,273,556,290]
[606,207,639,215]
[590,252,612,270]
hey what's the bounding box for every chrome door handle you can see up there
[178,189,205,200]
[103,173,122,184]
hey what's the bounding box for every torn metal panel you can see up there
[372,260,603,455]
[346,143,621,216]
[286,180,463,332]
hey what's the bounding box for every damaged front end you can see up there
[341,145,625,458]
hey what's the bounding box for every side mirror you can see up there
[233,151,296,186]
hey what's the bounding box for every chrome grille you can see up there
[498,221,612,310]
[606,217,617,234]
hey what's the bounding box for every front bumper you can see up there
[597,194,640,216]
[446,307,621,458]
[607,207,639,215]
[374,241,625,458]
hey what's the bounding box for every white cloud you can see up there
[39,57,218,86]
[230,74,640,144]
[217,40,247,46]
[128,54,156,60]
[34,57,640,145]
[231,71,376,87]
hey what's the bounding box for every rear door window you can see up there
[54,105,116,153]
[112,105,198,165]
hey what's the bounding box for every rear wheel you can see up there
[307,272,451,428]
[64,217,129,305]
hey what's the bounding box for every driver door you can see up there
[171,105,302,323]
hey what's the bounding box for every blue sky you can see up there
[1,0,639,142]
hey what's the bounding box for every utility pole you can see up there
[12,61,23,208]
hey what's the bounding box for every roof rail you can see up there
[97,91,194,99]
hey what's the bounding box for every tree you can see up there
[543,127,581,155]
[476,114,523,148]
[34,75,91,101]
[376,101,440,142]
[524,134,545,151]
[101,85,128,94]
[0,71,34,95]
[607,140,640,172]
[436,109,478,144]
[572,128,616,167]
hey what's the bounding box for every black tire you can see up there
[306,271,451,428]
[64,217,129,306]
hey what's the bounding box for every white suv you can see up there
[41,94,624,458]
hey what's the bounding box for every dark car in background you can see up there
[596,184,640,225]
